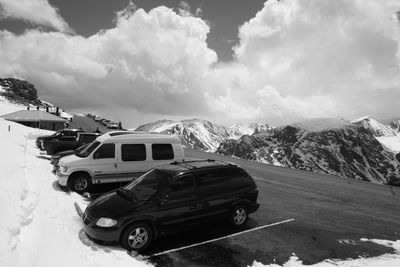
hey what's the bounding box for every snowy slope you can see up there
[135,119,273,152]
[0,118,150,267]
[352,116,400,152]
[218,118,400,184]
[352,116,396,137]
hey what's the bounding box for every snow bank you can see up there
[0,96,24,115]
[249,239,400,267]
[0,118,151,267]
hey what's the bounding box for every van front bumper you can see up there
[56,171,69,186]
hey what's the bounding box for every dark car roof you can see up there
[158,159,238,177]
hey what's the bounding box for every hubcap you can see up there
[127,227,149,249]
[233,208,247,225]
[73,177,87,191]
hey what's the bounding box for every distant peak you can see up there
[289,118,351,132]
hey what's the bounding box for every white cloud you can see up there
[0,5,217,126]
[227,0,400,123]
[0,1,400,127]
[0,0,73,33]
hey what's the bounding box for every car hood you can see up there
[58,154,87,167]
[37,134,58,141]
[53,149,75,158]
[86,191,145,218]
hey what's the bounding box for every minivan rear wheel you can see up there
[230,205,248,227]
[121,222,153,252]
[68,173,92,194]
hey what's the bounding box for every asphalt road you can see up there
[144,148,400,266]
[65,118,400,266]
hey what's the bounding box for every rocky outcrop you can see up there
[0,78,41,105]
[217,119,400,183]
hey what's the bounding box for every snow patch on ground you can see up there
[249,239,400,267]
[0,119,151,267]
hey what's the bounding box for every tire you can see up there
[68,173,92,194]
[120,222,153,252]
[229,205,248,227]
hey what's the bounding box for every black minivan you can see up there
[80,159,259,252]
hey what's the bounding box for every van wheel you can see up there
[229,205,248,227]
[121,223,153,252]
[68,173,92,194]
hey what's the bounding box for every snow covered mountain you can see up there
[135,119,273,152]
[218,118,400,184]
[351,116,396,137]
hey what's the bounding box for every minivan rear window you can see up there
[122,144,146,161]
[152,144,174,160]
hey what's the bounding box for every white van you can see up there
[56,131,184,193]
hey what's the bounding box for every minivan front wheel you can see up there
[121,223,153,252]
[230,205,248,227]
[68,173,92,193]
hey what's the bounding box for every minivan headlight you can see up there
[96,217,117,227]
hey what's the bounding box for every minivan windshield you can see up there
[76,141,100,158]
[124,169,171,201]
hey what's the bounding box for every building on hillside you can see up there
[1,110,66,130]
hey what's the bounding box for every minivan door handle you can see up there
[114,163,117,168]
[189,204,198,210]
[200,202,210,208]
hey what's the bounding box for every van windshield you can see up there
[124,169,171,201]
[76,141,100,158]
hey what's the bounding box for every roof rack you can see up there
[170,159,227,170]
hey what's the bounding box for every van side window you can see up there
[152,144,174,160]
[196,169,231,198]
[121,144,146,161]
[93,143,115,159]
[164,175,196,204]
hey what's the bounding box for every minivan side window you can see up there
[93,143,115,159]
[163,175,196,204]
[196,169,231,198]
[152,144,174,160]
[121,144,146,161]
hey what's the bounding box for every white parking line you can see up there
[145,218,295,258]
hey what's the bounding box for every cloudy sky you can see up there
[0,0,400,128]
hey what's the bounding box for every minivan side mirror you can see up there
[158,193,169,206]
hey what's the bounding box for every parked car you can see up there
[78,159,260,252]
[94,116,102,122]
[100,119,110,126]
[106,122,120,129]
[36,129,84,149]
[50,144,89,172]
[42,132,100,155]
[57,131,184,193]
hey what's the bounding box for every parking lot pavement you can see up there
[52,146,400,266]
